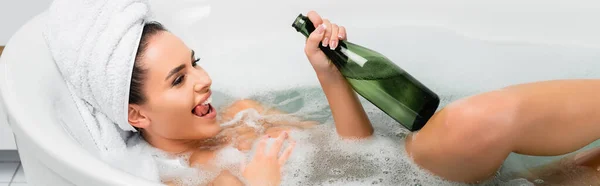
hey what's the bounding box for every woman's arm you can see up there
[219,12,374,140]
[314,66,374,138]
[302,11,374,139]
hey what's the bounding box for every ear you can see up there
[128,104,150,129]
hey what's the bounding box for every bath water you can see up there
[142,87,534,186]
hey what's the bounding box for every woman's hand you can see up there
[303,11,348,73]
[242,132,295,186]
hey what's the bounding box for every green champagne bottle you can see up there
[292,14,440,131]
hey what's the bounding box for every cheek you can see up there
[146,89,221,139]
[162,90,193,112]
[146,90,193,133]
[154,91,192,120]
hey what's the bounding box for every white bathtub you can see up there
[0,11,164,186]
[1,0,600,185]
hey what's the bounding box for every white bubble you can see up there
[139,87,533,186]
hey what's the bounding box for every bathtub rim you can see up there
[0,11,165,186]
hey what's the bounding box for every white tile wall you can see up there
[11,165,25,183]
[0,162,18,183]
[0,152,19,162]
[0,151,25,185]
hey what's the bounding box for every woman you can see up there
[127,10,600,185]
[126,10,363,185]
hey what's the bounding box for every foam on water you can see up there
[138,87,535,186]
[132,2,600,184]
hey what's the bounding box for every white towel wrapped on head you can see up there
[42,0,160,182]
[44,0,147,132]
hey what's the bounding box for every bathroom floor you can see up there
[0,151,26,186]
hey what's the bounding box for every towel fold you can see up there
[42,0,160,181]
[44,0,148,132]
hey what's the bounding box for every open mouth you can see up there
[192,95,214,117]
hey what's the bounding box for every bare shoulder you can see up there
[229,99,262,109]
[220,99,265,120]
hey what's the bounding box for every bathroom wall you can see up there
[1,44,15,149]
[1,0,599,94]
[150,0,600,100]
[0,0,52,149]
[1,0,600,148]
[0,0,53,45]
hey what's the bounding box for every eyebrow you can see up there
[165,64,185,81]
[165,50,196,81]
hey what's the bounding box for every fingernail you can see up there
[330,40,337,50]
[322,37,329,47]
[338,34,344,39]
[316,24,325,34]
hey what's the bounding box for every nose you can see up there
[192,69,212,93]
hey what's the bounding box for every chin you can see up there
[208,123,222,136]
[199,120,222,138]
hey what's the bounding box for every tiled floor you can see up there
[0,151,26,186]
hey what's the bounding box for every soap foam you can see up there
[144,87,532,186]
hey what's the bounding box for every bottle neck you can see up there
[292,14,315,38]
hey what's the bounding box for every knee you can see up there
[406,91,521,182]
[443,91,522,152]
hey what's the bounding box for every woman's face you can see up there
[130,31,220,141]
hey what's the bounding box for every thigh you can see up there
[405,94,516,183]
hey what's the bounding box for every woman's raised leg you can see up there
[406,79,600,183]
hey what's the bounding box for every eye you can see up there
[172,75,185,86]
[192,58,201,67]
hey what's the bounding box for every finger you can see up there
[279,142,296,166]
[287,134,296,145]
[306,11,323,29]
[268,131,288,157]
[321,19,332,47]
[239,155,247,172]
[329,24,339,50]
[305,24,326,55]
[255,134,269,156]
[338,26,347,40]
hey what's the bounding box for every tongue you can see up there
[194,104,209,116]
